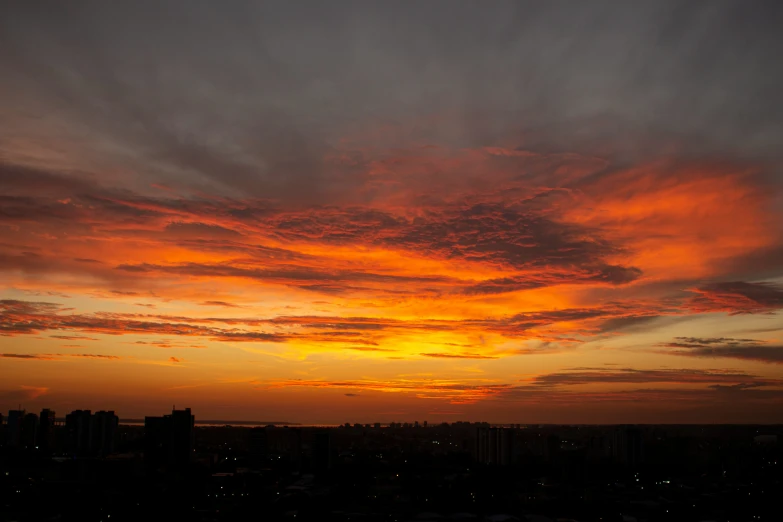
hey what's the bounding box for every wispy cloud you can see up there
[687,282,783,314]
[420,353,498,360]
[260,366,783,406]
[1,352,120,361]
[660,337,783,364]
[0,385,49,401]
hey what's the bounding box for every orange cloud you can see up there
[1,143,782,421]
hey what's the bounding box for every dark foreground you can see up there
[1,422,781,522]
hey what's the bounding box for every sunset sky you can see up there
[1,1,782,424]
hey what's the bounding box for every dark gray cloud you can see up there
[200,301,242,308]
[661,337,783,364]
[688,281,783,314]
[380,203,629,271]
[163,222,243,240]
[49,335,99,341]
[113,260,457,296]
[528,367,766,387]
[0,352,119,361]
[1,353,49,359]
[1,0,782,204]
[462,265,642,295]
[420,353,499,360]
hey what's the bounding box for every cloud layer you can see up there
[1,1,782,421]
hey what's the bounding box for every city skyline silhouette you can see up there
[2,1,783,426]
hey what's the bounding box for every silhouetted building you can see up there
[546,434,561,462]
[22,413,39,448]
[285,428,303,468]
[144,416,167,469]
[476,427,517,465]
[587,433,611,461]
[314,431,332,473]
[37,409,56,451]
[65,410,93,455]
[6,410,25,447]
[91,410,118,456]
[612,425,644,467]
[560,447,588,484]
[249,427,268,458]
[63,409,118,457]
[144,407,194,470]
[169,407,194,466]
